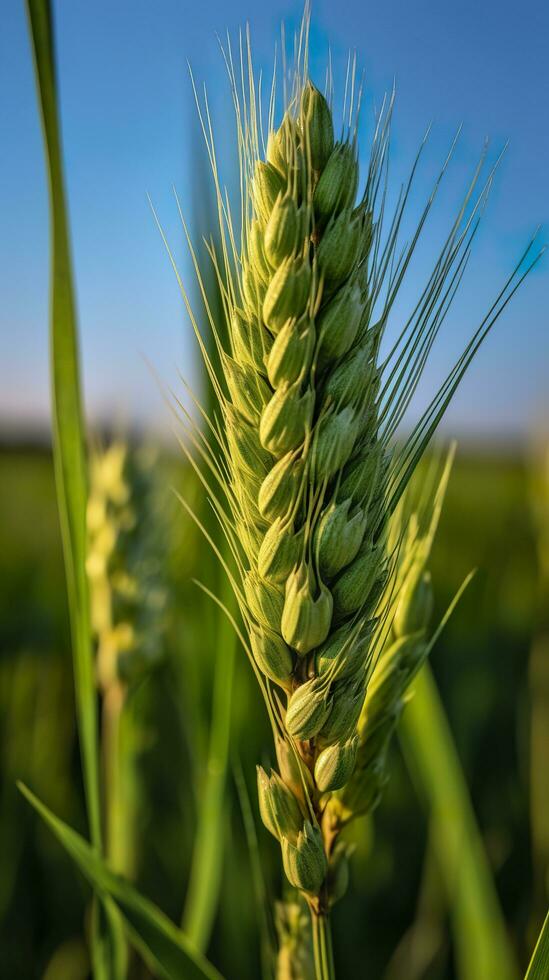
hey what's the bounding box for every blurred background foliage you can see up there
[0,439,544,978]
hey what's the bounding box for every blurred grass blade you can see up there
[525,909,549,980]
[25,0,100,852]
[183,576,237,950]
[401,663,518,980]
[19,784,225,980]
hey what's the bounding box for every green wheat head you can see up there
[162,12,540,916]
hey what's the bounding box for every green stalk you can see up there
[311,912,335,980]
[182,574,237,950]
[400,662,518,980]
[100,682,131,976]
[101,681,127,873]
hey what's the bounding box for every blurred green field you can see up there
[0,441,542,979]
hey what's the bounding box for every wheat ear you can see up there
[163,15,541,977]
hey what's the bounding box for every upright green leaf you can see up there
[25,0,100,857]
[19,784,225,980]
[24,3,121,974]
[525,909,549,980]
[401,663,518,980]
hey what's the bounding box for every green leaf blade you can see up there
[525,909,549,980]
[25,0,101,853]
[401,663,518,980]
[19,784,225,980]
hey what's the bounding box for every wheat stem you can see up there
[101,680,126,871]
[311,910,335,980]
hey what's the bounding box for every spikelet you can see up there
[314,736,359,792]
[257,766,304,842]
[281,821,327,894]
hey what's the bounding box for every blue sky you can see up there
[1,0,547,441]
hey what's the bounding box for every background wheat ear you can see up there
[87,440,167,885]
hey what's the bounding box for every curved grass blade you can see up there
[401,663,518,980]
[525,909,549,980]
[18,784,225,980]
